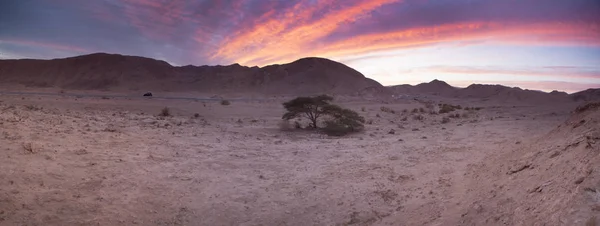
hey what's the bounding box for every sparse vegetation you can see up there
[22,143,34,153]
[439,103,461,114]
[24,104,41,111]
[278,120,292,131]
[449,113,461,118]
[221,100,231,105]
[413,114,424,121]
[380,106,395,114]
[159,107,171,117]
[441,117,450,124]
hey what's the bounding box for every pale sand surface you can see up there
[0,93,596,225]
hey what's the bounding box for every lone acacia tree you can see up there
[282,94,333,128]
[282,95,365,136]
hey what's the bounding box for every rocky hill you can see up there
[388,80,597,103]
[0,53,388,96]
[460,102,600,225]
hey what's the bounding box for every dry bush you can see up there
[449,113,461,118]
[24,104,41,111]
[159,107,171,117]
[413,114,424,121]
[441,117,450,124]
[380,106,395,114]
[322,120,363,136]
[22,143,34,153]
[278,120,292,131]
[294,121,302,129]
[221,100,231,105]
[439,103,461,114]
[424,102,434,110]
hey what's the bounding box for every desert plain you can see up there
[0,89,598,226]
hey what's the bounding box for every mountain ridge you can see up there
[0,53,388,96]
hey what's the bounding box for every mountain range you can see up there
[0,53,598,101]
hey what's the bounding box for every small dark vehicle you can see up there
[143,92,153,97]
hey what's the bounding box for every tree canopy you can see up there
[281,95,365,136]
[282,95,333,128]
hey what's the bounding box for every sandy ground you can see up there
[0,93,586,225]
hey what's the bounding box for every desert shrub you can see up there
[322,121,350,136]
[424,103,434,110]
[321,104,365,136]
[439,104,460,114]
[22,143,34,153]
[221,100,231,105]
[24,105,41,111]
[413,114,424,121]
[441,117,450,124]
[159,107,171,117]
[380,106,395,114]
[278,120,292,131]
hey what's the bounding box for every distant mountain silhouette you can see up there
[388,80,597,102]
[570,88,600,101]
[0,53,388,96]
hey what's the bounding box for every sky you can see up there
[1,0,599,93]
